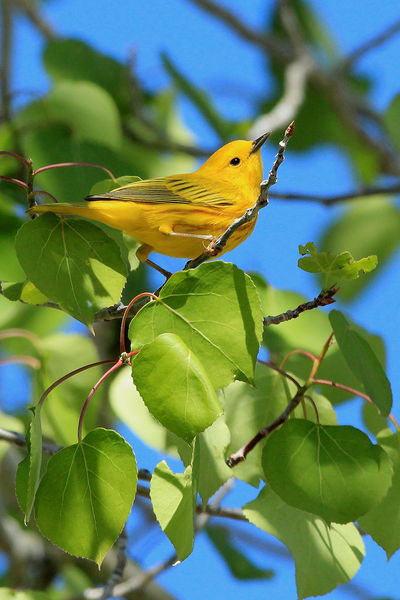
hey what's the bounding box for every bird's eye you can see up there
[230,157,241,166]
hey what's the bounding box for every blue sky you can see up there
[5,1,400,598]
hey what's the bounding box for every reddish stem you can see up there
[39,359,117,407]
[34,162,115,180]
[280,349,317,369]
[0,355,41,369]
[120,292,158,354]
[258,359,301,389]
[77,359,124,442]
[0,150,31,168]
[33,189,58,203]
[0,175,28,189]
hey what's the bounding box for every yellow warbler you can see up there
[29,134,269,276]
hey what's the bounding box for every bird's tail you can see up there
[28,203,92,218]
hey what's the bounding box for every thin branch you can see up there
[97,529,128,600]
[339,19,400,71]
[188,0,291,60]
[0,428,62,455]
[14,0,55,41]
[249,54,312,138]
[263,287,337,326]
[184,122,295,271]
[269,182,400,205]
[257,359,301,390]
[226,385,306,467]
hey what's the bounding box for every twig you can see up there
[184,122,295,271]
[339,19,400,71]
[226,385,306,467]
[249,54,312,138]
[269,182,400,205]
[263,287,337,326]
[0,428,62,455]
[14,0,55,40]
[188,0,291,60]
[97,529,128,600]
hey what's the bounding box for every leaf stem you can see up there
[34,161,115,180]
[119,292,158,354]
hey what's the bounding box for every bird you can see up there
[29,133,269,277]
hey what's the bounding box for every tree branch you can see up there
[269,182,400,205]
[0,0,12,123]
[226,385,306,467]
[263,287,338,326]
[184,122,295,271]
[339,19,400,71]
[14,0,55,41]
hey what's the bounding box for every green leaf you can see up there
[129,262,263,389]
[43,38,131,114]
[329,310,392,416]
[132,333,221,443]
[263,419,393,523]
[110,368,181,456]
[150,461,195,561]
[192,417,232,505]
[320,197,400,300]
[15,404,42,523]
[35,428,137,564]
[359,432,400,557]
[298,241,377,287]
[17,81,122,151]
[206,525,273,580]
[16,214,127,326]
[39,334,102,445]
[384,94,400,151]
[222,364,336,487]
[1,281,49,305]
[244,487,364,599]
[161,53,232,141]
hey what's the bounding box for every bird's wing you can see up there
[86,176,234,207]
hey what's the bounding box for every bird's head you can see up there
[197,133,269,193]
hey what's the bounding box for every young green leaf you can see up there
[298,241,377,286]
[15,404,42,523]
[206,525,273,580]
[359,432,400,558]
[262,420,393,523]
[150,461,195,561]
[132,333,221,443]
[16,214,127,326]
[244,487,365,599]
[35,428,137,565]
[329,310,392,415]
[129,261,263,390]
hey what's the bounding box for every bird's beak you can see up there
[249,132,271,155]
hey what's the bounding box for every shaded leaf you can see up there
[263,419,392,523]
[35,428,137,565]
[150,461,195,561]
[206,524,273,580]
[244,487,364,599]
[359,432,400,557]
[132,333,221,443]
[330,310,392,416]
[15,404,42,523]
[16,214,127,326]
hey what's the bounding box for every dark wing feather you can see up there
[86,176,234,207]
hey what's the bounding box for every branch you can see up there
[97,529,128,600]
[249,54,312,137]
[226,385,306,467]
[269,182,400,205]
[184,122,295,271]
[339,19,400,71]
[0,428,62,455]
[263,287,338,326]
[188,0,291,60]
[14,0,55,41]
